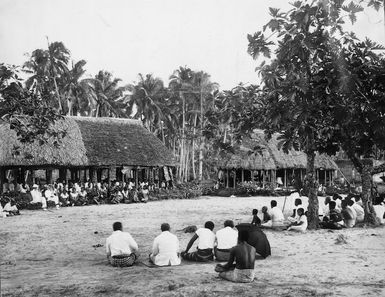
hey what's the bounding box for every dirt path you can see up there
[1,196,384,297]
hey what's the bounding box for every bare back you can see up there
[231,242,256,270]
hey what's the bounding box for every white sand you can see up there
[1,195,384,297]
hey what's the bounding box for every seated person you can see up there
[261,206,271,224]
[215,229,256,283]
[30,184,47,210]
[106,222,139,267]
[181,221,215,262]
[288,198,303,223]
[59,190,70,206]
[78,187,89,205]
[332,194,342,210]
[287,208,307,232]
[44,185,60,209]
[373,202,385,225]
[3,199,20,216]
[149,223,181,266]
[341,199,356,228]
[321,196,331,219]
[251,209,261,226]
[214,220,238,262]
[320,201,344,229]
[261,200,284,228]
[349,199,364,223]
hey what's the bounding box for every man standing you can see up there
[106,222,139,267]
[215,229,256,283]
[149,223,181,266]
[214,220,238,262]
[181,221,215,262]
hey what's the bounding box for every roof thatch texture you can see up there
[0,117,176,167]
[219,130,337,170]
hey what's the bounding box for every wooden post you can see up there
[226,170,229,188]
[107,167,111,186]
[284,169,287,188]
[324,169,327,186]
[135,167,139,188]
[46,169,53,184]
[0,167,4,194]
[233,169,236,189]
[262,170,265,188]
[300,169,303,182]
[31,170,36,185]
[241,169,244,183]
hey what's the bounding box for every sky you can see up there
[0,0,384,90]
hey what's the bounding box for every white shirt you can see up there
[106,230,138,257]
[270,206,284,223]
[31,189,43,203]
[151,231,181,266]
[373,204,385,224]
[297,215,308,231]
[215,227,238,249]
[196,228,215,250]
[352,203,364,221]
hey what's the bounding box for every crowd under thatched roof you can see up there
[219,130,338,171]
[0,117,176,168]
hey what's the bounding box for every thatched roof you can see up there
[0,117,176,167]
[219,130,337,170]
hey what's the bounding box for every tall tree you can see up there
[82,71,127,117]
[24,41,71,113]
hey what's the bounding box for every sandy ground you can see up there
[1,195,384,297]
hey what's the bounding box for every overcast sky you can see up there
[0,0,384,89]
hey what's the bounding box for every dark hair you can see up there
[341,199,348,209]
[238,229,249,242]
[113,222,122,231]
[354,196,361,202]
[348,199,355,206]
[295,198,302,205]
[161,223,170,232]
[204,221,215,231]
[297,208,305,215]
[329,201,336,210]
[252,209,258,215]
[325,196,331,204]
[224,220,234,228]
[271,200,277,207]
[262,206,268,212]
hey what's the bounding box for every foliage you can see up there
[0,64,64,145]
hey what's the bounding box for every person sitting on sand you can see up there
[341,199,356,228]
[181,221,215,262]
[149,223,181,266]
[215,229,256,283]
[261,206,271,224]
[3,198,20,216]
[30,184,47,210]
[261,200,284,228]
[214,220,238,262]
[106,221,139,267]
[349,199,364,223]
[332,194,342,210]
[288,198,303,223]
[287,208,307,232]
[251,209,261,226]
[320,201,344,229]
[373,202,385,224]
[322,196,331,219]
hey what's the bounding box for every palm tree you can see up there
[24,41,70,112]
[82,71,127,117]
[127,74,166,132]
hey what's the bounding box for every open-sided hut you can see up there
[218,130,338,188]
[0,117,176,192]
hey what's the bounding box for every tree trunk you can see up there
[360,159,378,225]
[198,89,203,182]
[305,150,319,229]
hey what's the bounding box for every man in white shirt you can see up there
[181,221,215,262]
[149,223,181,266]
[349,199,364,222]
[262,200,285,228]
[30,184,47,210]
[287,208,308,232]
[214,220,238,262]
[106,221,139,267]
[44,185,60,209]
[288,198,304,223]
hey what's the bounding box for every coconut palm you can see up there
[82,71,127,117]
[24,41,70,112]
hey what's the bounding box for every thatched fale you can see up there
[0,117,176,168]
[219,130,337,170]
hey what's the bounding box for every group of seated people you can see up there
[0,179,166,214]
[106,220,261,283]
[320,193,385,228]
[250,198,308,232]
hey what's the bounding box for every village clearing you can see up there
[1,196,384,297]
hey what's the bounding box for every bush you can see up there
[151,181,202,200]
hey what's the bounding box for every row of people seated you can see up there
[106,220,271,283]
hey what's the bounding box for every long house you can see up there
[217,129,338,188]
[0,116,176,192]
